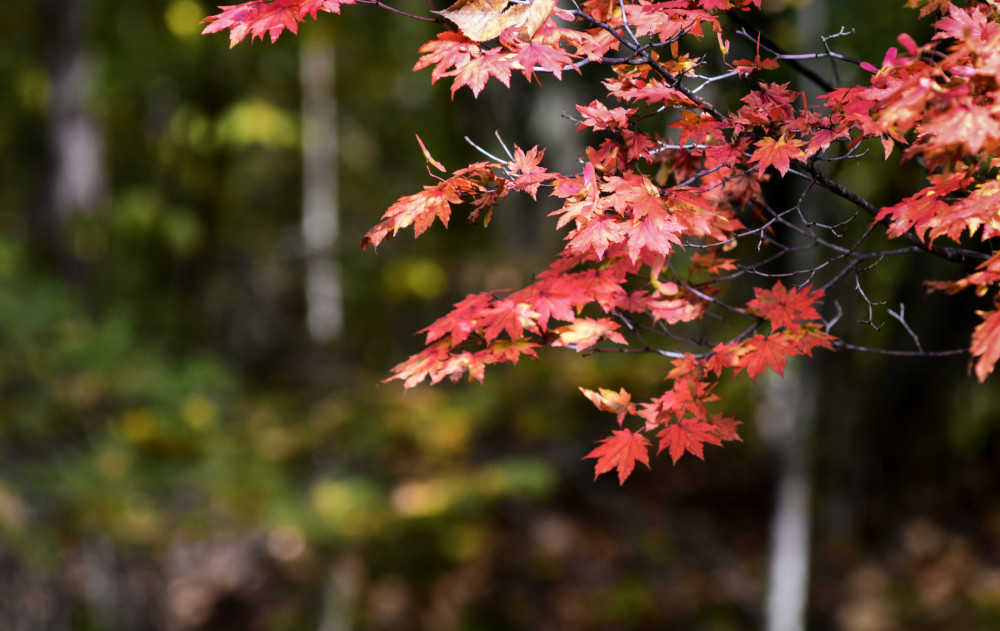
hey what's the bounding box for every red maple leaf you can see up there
[202,0,354,47]
[920,100,1000,154]
[506,145,552,199]
[576,100,636,132]
[421,292,496,345]
[489,338,541,364]
[706,413,742,443]
[479,300,540,342]
[626,214,684,262]
[360,183,462,249]
[413,32,476,84]
[450,47,514,97]
[656,418,723,464]
[971,307,1000,383]
[509,271,592,330]
[510,40,575,81]
[746,281,824,331]
[750,135,807,177]
[734,333,794,381]
[585,428,651,484]
[566,214,627,260]
[202,0,300,46]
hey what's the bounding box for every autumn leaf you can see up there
[919,100,1000,154]
[750,135,806,177]
[360,183,461,249]
[509,39,575,81]
[202,0,354,47]
[416,134,446,172]
[971,307,1000,383]
[656,418,723,464]
[734,334,793,381]
[746,281,824,331]
[506,145,552,199]
[566,214,628,260]
[421,292,496,345]
[479,299,540,342]
[580,386,635,425]
[434,0,556,43]
[413,32,476,84]
[551,317,626,350]
[584,428,651,484]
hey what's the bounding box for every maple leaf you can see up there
[750,135,806,177]
[706,413,742,443]
[905,0,951,18]
[435,0,556,43]
[746,281,824,331]
[360,183,462,249]
[450,46,514,97]
[479,299,540,342]
[580,386,635,425]
[413,33,477,84]
[202,0,354,47]
[506,145,552,199]
[971,307,1000,383]
[508,270,594,330]
[551,317,626,350]
[421,291,496,345]
[566,214,627,260]
[656,418,723,464]
[509,39,575,81]
[626,215,684,263]
[734,334,793,381]
[689,251,737,275]
[584,428,651,484]
[576,101,636,132]
[386,341,452,388]
[203,0,300,46]
[489,338,541,364]
[648,296,704,325]
[919,100,1000,154]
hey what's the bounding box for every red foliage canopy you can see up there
[205,0,1000,483]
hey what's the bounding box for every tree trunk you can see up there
[39,0,106,272]
[300,35,343,343]
[760,362,818,631]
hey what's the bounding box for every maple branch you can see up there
[888,303,924,353]
[354,0,438,22]
[724,15,850,92]
[831,340,967,357]
[853,273,886,330]
[566,7,726,121]
[463,135,506,163]
[805,162,990,266]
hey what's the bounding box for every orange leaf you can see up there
[746,281,824,331]
[580,386,635,425]
[584,428,651,484]
[656,419,723,464]
[735,334,793,381]
[971,307,1000,383]
[750,135,806,177]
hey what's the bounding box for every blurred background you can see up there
[4,1,1000,629]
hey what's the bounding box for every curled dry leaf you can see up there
[434,0,556,43]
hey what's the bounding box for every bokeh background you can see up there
[4,1,1000,629]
